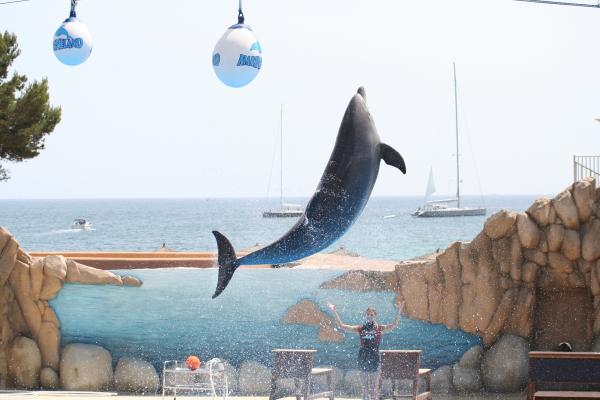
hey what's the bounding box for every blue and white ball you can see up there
[53,17,93,66]
[212,24,262,88]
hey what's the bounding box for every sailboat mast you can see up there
[280,104,283,207]
[453,62,460,209]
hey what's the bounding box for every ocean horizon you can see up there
[1,195,541,260]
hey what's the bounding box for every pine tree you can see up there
[0,31,61,181]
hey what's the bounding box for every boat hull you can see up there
[262,210,304,218]
[415,207,486,218]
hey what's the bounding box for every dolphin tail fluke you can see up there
[380,143,406,174]
[211,230,241,299]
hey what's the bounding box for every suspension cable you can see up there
[238,0,245,24]
[514,0,600,8]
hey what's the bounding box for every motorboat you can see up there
[71,218,92,229]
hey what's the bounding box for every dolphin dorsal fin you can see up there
[380,143,406,174]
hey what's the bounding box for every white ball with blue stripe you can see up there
[212,24,262,88]
[53,17,93,66]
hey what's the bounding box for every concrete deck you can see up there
[27,251,407,271]
[0,392,527,400]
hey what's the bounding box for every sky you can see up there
[1,0,600,199]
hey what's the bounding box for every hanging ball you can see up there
[212,24,262,88]
[53,17,93,66]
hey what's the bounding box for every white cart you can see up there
[162,359,229,400]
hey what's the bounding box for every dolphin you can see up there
[211,87,406,298]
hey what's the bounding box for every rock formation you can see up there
[390,178,600,348]
[281,300,344,342]
[0,226,142,389]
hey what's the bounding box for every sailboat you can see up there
[413,64,486,218]
[262,105,304,218]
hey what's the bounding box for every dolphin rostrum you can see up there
[211,87,406,298]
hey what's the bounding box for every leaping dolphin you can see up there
[212,87,406,298]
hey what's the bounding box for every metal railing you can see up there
[574,155,600,184]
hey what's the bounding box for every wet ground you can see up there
[0,392,528,400]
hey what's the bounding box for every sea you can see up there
[0,195,539,260]
[0,195,539,371]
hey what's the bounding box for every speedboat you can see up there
[71,219,92,229]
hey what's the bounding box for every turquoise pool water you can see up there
[50,268,481,370]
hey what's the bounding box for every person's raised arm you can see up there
[381,301,404,333]
[327,303,359,332]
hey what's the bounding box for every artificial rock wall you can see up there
[395,177,600,348]
[0,226,141,389]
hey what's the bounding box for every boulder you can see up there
[538,229,549,253]
[524,249,547,267]
[452,364,482,393]
[8,261,42,338]
[238,361,270,395]
[59,343,113,391]
[579,259,594,273]
[458,233,502,335]
[547,252,574,274]
[492,236,523,277]
[38,321,60,370]
[522,262,539,284]
[40,367,59,390]
[114,357,159,394]
[527,198,553,226]
[483,288,517,346]
[458,345,483,369]
[436,243,461,329]
[573,178,596,222]
[583,219,600,262]
[29,258,44,300]
[546,224,565,253]
[65,260,122,285]
[7,336,42,389]
[481,334,529,392]
[517,213,540,249]
[43,255,67,280]
[430,365,453,393]
[562,230,581,261]
[552,189,580,230]
[0,237,18,286]
[484,210,517,240]
[121,275,142,287]
[39,276,63,301]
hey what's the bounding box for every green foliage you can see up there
[0,31,61,181]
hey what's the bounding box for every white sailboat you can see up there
[262,105,304,218]
[413,64,486,218]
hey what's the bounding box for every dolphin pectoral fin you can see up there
[212,231,241,299]
[380,143,406,174]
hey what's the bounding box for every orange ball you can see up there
[186,355,201,370]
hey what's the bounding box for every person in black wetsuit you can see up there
[328,301,404,400]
